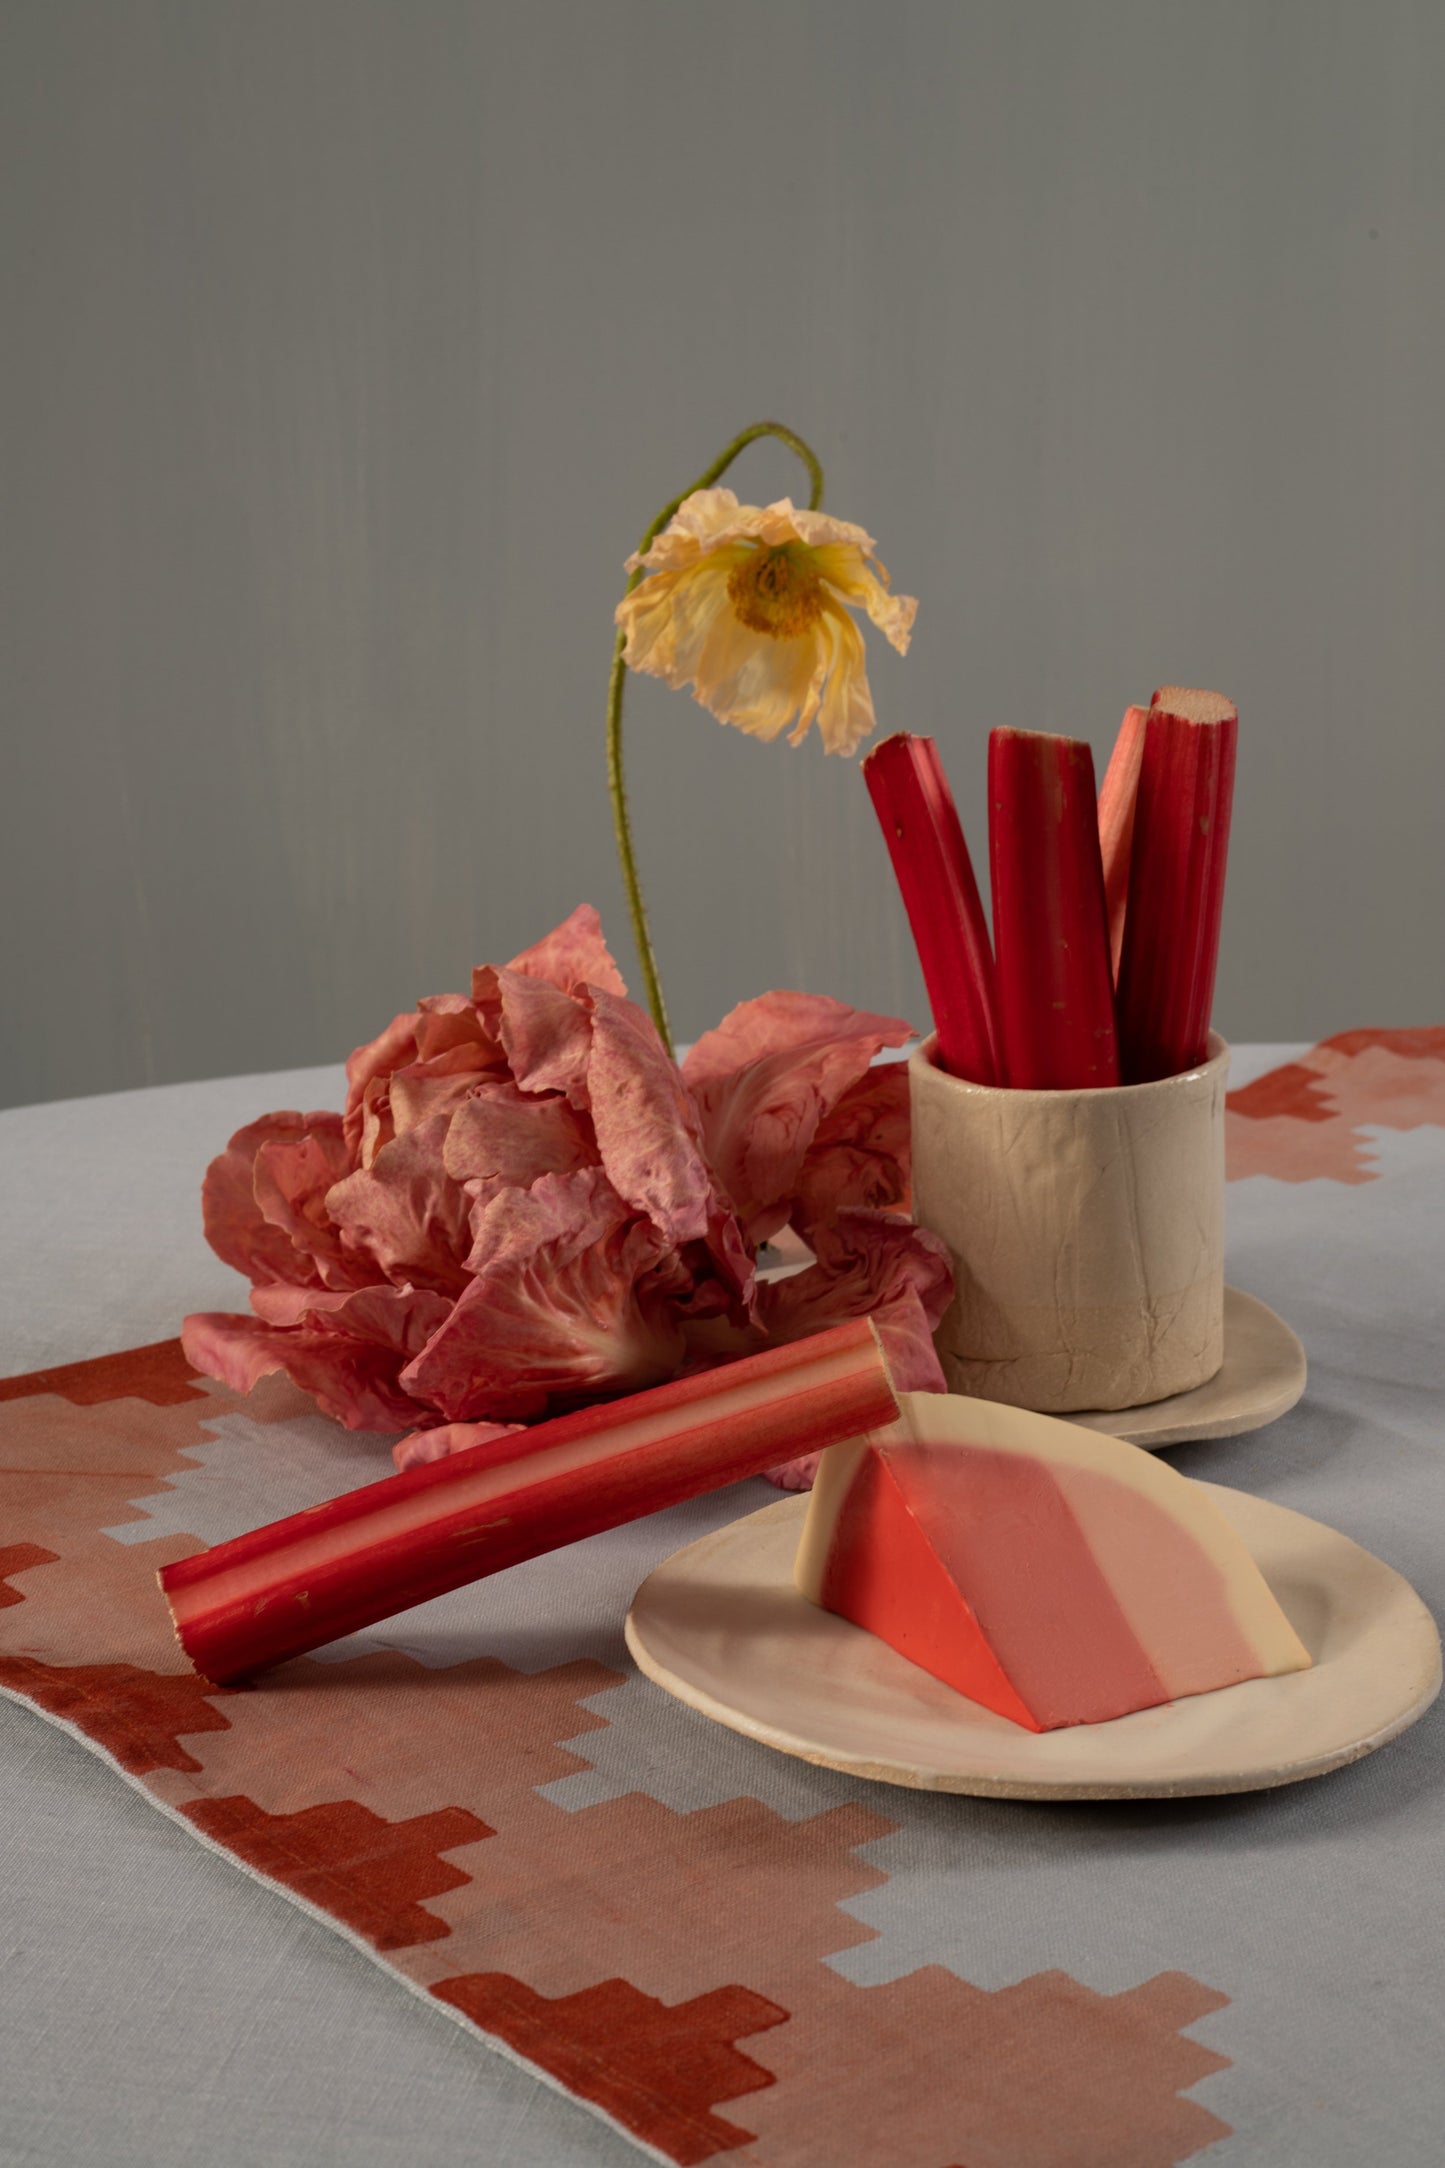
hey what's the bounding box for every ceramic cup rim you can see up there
[909,1030,1230,1106]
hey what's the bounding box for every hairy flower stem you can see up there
[607,422,826,1058]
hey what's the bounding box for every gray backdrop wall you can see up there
[4,0,1442,1110]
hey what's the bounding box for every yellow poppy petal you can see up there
[809,605,877,755]
[788,507,879,555]
[615,557,738,685]
[692,603,822,742]
[617,487,914,754]
[626,489,746,575]
[810,543,918,656]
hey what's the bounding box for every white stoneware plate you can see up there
[1069,1286,1306,1449]
[625,1487,1440,1800]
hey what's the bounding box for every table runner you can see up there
[3,1028,1444,2167]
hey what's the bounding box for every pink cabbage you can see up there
[181,905,950,1486]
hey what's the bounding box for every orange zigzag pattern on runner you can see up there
[1227,1026,1445,1183]
[1,1325,1235,2163]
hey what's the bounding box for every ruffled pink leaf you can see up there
[413,995,493,1063]
[325,1116,474,1295]
[790,1061,912,1234]
[388,1039,508,1138]
[392,1418,527,1474]
[243,1278,452,1351]
[251,1119,369,1291]
[760,1208,951,1381]
[444,1080,596,1209]
[180,1307,432,1433]
[683,989,912,1087]
[491,967,595,1106]
[250,1282,333,1325]
[587,987,717,1250]
[399,1167,686,1422]
[499,902,628,998]
[201,1113,342,1289]
[756,1209,952,1488]
[343,1010,422,1160]
[682,992,913,1244]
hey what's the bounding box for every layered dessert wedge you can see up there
[795,1392,1310,1731]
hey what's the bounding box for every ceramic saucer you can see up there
[1068,1287,1306,1450]
[626,1488,1439,1800]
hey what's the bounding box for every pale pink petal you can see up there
[200,1113,339,1288]
[443,1079,595,1190]
[503,903,628,998]
[392,1418,526,1473]
[400,1168,686,1422]
[325,1115,473,1294]
[179,1310,425,1433]
[586,987,716,1249]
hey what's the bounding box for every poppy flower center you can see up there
[727,544,824,639]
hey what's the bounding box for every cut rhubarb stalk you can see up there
[987,729,1119,1089]
[795,1391,1311,1731]
[863,733,1000,1084]
[1116,687,1238,1083]
[160,1319,897,1686]
[1097,704,1149,979]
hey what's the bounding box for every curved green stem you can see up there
[607,422,825,1058]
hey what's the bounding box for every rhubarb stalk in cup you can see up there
[862,733,1000,1084]
[1097,704,1150,978]
[987,729,1119,1089]
[1115,687,1238,1084]
[867,688,1237,1090]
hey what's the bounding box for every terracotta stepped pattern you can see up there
[4,1030,1439,2166]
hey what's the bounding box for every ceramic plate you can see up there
[626,1487,1439,1799]
[1069,1287,1306,1449]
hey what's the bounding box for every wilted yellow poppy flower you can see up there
[614,489,917,756]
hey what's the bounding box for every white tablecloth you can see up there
[5,1045,1443,2167]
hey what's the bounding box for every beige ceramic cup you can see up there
[909,1032,1229,1413]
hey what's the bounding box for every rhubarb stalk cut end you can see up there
[1150,686,1237,727]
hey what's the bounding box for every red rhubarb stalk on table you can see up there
[159,1319,898,1686]
[1097,704,1150,979]
[1115,687,1238,1085]
[987,729,1120,1089]
[863,733,1001,1084]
